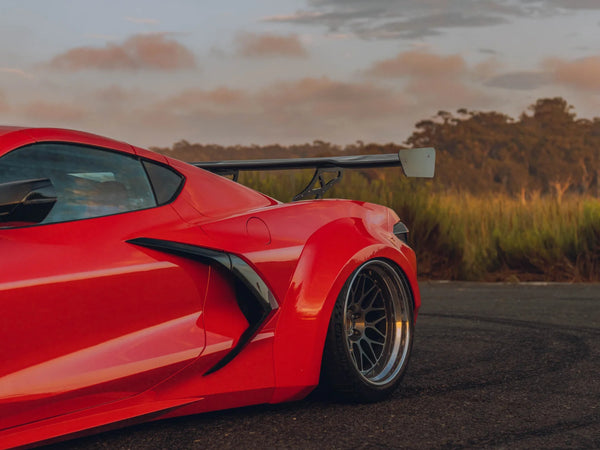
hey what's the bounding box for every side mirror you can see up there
[0,178,57,225]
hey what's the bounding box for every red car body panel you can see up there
[0,127,421,448]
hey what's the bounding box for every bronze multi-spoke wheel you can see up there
[321,259,414,402]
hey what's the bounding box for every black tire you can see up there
[321,259,414,402]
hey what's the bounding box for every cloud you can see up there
[365,50,466,78]
[264,9,383,32]
[485,71,552,90]
[265,0,531,39]
[150,77,405,123]
[258,76,407,119]
[364,49,491,108]
[46,33,197,71]
[543,56,600,91]
[235,32,308,58]
[126,77,412,145]
[472,59,502,81]
[127,53,491,145]
[266,0,600,40]
[404,78,491,108]
[528,0,600,10]
[0,71,494,147]
[157,87,248,112]
[354,12,507,40]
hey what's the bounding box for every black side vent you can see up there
[393,221,409,244]
[127,237,277,375]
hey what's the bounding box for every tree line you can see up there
[153,97,600,199]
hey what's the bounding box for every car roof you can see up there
[0,126,136,157]
[0,126,26,137]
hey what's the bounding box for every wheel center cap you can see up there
[347,310,365,341]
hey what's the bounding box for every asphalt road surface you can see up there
[50,282,600,449]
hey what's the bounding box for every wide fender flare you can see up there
[270,217,418,403]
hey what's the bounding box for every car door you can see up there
[0,142,208,430]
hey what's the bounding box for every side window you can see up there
[0,143,157,225]
[142,160,184,205]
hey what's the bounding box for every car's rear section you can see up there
[143,184,421,405]
[149,150,426,404]
[246,199,421,404]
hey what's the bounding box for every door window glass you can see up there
[0,143,157,224]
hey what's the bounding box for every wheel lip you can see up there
[342,259,412,387]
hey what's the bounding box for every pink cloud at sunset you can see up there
[404,78,491,109]
[363,50,491,109]
[114,78,412,145]
[158,87,248,112]
[235,32,308,58]
[544,56,600,91]
[47,34,197,71]
[365,50,466,79]
[258,77,406,118]
[142,78,407,129]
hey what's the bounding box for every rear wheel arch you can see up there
[270,218,415,402]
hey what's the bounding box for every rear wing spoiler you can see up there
[192,147,435,201]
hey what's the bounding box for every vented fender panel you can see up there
[127,238,278,374]
[270,218,418,403]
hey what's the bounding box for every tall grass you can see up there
[239,169,600,281]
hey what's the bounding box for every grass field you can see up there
[239,169,600,281]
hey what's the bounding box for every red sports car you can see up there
[0,126,435,448]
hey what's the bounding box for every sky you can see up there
[0,0,599,148]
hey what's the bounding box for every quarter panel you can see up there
[270,217,419,403]
[192,199,420,403]
[167,159,276,220]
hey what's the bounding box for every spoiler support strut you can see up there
[293,167,343,201]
